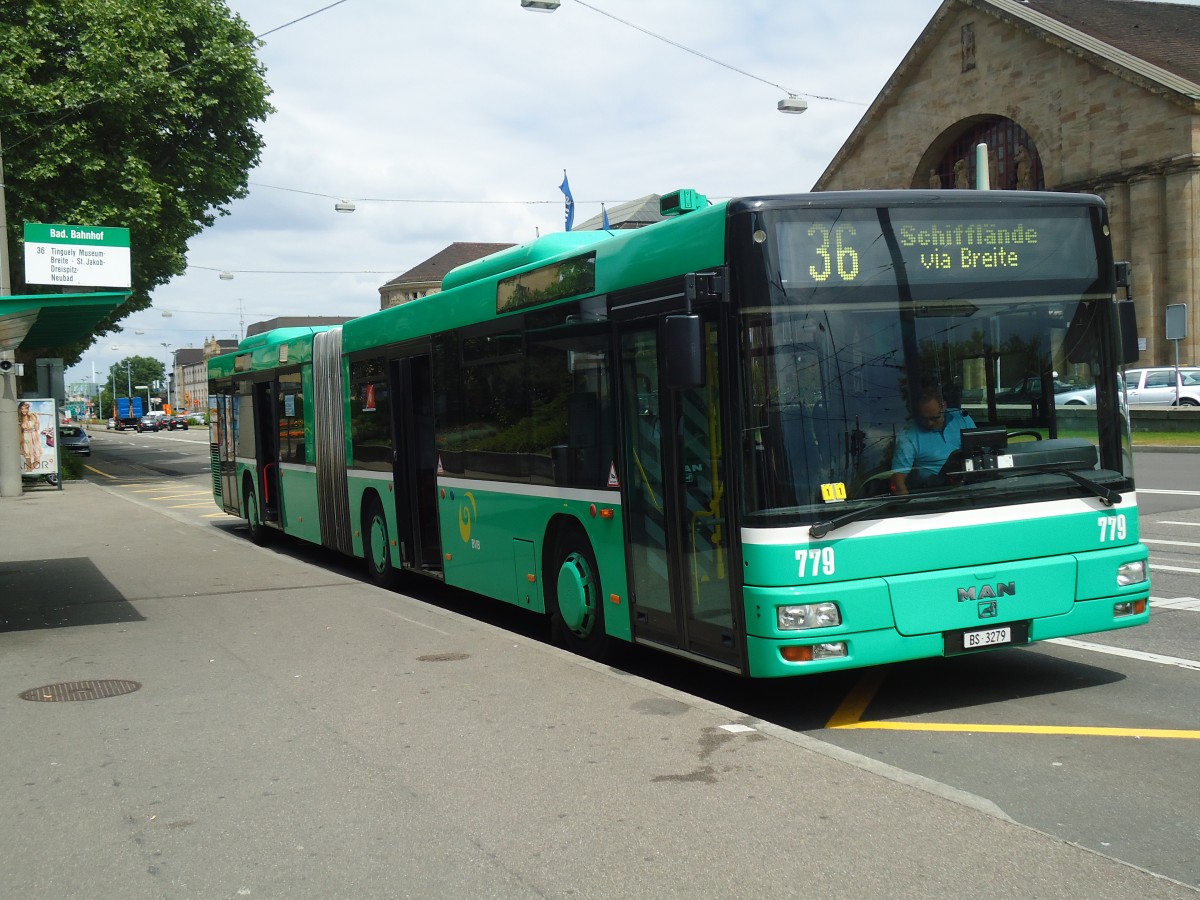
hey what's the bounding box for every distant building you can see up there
[574,194,666,231]
[175,338,238,413]
[816,0,1200,368]
[379,242,514,310]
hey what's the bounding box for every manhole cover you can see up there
[20,680,142,702]
[416,652,470,662]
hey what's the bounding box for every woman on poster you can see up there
[18,400,43,472]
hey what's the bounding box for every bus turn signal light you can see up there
[780,642,848,663]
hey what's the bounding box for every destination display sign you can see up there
[777,207,1099,290]
[24,223,132,288]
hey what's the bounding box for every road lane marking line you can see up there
[823,645,1199,740]
[1157,521,1200,527]
[170,502,217,509]
[1150,597,1200,610]
[1048,637,1200,670]
[1150,563,1200,574]
[828,721,1200,739]
[83,464,116,479]
[1143,538,1200,548]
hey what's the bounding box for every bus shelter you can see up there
[0,291,129,498]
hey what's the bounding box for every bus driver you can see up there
[889,387,975,495]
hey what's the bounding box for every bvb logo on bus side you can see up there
[458,491,478,543]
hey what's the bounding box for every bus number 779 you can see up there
[796,547,836,578]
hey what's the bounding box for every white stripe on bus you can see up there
[435,475,621,506]
[743,495,1136,545]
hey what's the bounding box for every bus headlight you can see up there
[777,602,841,631]
[1117,560,1147,586]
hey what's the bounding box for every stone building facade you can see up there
[379,242,514,310]
[816,0,1200,369]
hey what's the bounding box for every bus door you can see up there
[388,354,442,573]
[251,381,281,524]
[617,308,739,670]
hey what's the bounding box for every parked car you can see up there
[996,376,1084,405]
[137,414,162,432]
[995,376,1072,402]
[1123,366,1200,406]
[58,425,91,456]
[1055,384,1096,406]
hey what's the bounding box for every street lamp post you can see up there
[161,343,173,410]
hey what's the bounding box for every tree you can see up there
[0,0,272,371]
[99,355,165,417]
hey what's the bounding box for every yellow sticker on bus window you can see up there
[821,482,848,502]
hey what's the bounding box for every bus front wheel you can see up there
[548,529,610,661]
[363,496,399,590]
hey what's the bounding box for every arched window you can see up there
[922,117,1043,191]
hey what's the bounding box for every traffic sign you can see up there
[23,223,131,288]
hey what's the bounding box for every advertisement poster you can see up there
[17,398,60,484]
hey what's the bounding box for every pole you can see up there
[1175,338,1181,406]
[0,126,21,499]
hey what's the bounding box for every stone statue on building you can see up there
[954,159,970,189]
[1015,145,1034,189]
[928,168,941,188]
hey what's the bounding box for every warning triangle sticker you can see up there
[607,462,620,487]
[437,455,445,475]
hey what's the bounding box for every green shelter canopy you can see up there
[0,291,129,353]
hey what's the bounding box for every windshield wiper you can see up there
[809,495,921,539]
[1003,465,1121,506]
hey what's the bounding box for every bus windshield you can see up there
[736,200,1132,526]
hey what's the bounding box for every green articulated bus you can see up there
[209,188,1150,678]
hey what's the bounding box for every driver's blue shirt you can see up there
[892,409,976,479]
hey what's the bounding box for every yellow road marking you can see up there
[826,667,1200,740]
[825,668,887,728]
[169,502,217,509]
[829,721,1200,740]
[83,464,116,479]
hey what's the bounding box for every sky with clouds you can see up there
[70,0,946,392]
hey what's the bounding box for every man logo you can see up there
[957,582,1016,602]
[978,600,998,618]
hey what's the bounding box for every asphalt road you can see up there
[79,429,1200,888]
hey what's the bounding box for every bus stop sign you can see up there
[1165,303,1187,340]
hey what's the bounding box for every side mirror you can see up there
[1117,300,1140,365]
[663,314,705,390]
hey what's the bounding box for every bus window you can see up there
[276,371,304,464]
[350,357,391,470]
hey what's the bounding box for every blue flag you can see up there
[559,170,575,232]
[602,203,610,231]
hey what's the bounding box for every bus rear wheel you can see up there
[548,529,610,661]
[244,481,270,546]
[363,496,399,590]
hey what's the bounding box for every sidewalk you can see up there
[0,482,1195,899]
